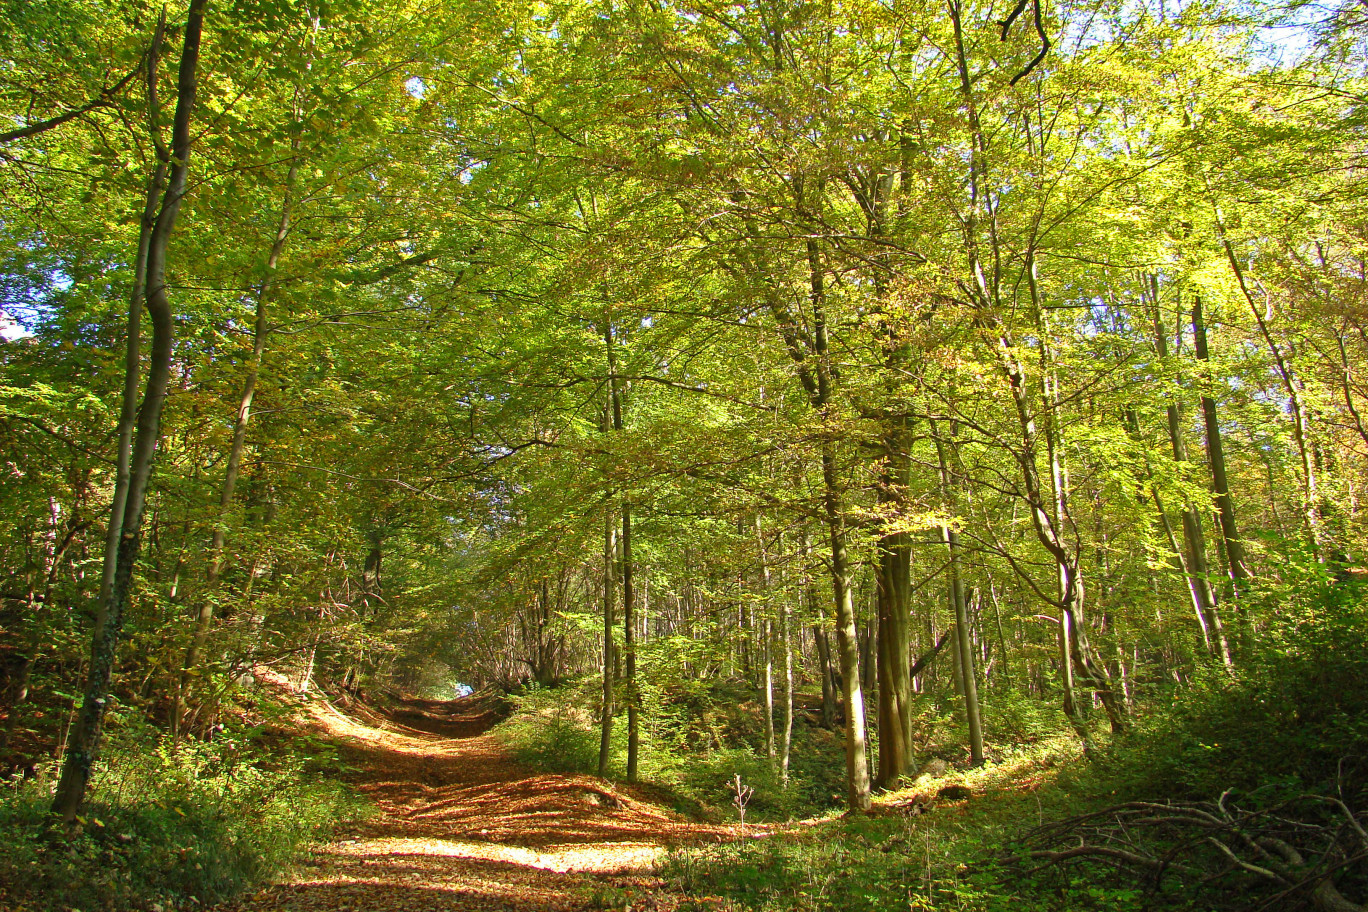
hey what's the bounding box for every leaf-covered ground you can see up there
[221,688,740,911]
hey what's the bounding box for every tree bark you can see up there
[1192,296,1250,594]
[756,517,776,767]
[598,427,617,779]
[52,0,206,823]
[1152,296,1232,667]
[934,422,984,765]
[604,321,638,781]
[822,442,872,811]
[780,588,794,785]
[100,14,168,622]
[875,418,916,788]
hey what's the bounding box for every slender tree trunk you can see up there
[622,503,637,782]
[174,154,299,738]
[947,0,1121,740]
[988,582,1012,689]
[298,637,317,695]
[52,0,206,823]
[1152,298,1232,667]
[101,16,169,621]
[780,592,794,785]
[1218,233,1321,559]
[934,422,984,765]
[756,517,776,766]
[822,443,872,811]
[598,438,617,778]
[762,618,776,763]
[815,622,836,728]
[1192,296,1250,594]
[605,320,637,781]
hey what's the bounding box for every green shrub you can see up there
[494,677,849,821]
[496,682,602,774]
[1097,573,1368,803]
[0,721,361,911]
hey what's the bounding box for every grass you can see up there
[661,735,1095,912]
[493,676,849,821]
[0,717,365,912]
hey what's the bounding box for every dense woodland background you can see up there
[2,0,1368,909]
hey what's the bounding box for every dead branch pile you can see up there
[1014,791,1368,911]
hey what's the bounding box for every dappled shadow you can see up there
[224,687,733,911]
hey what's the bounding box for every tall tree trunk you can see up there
[599,468,617,777]
[934,422,984,765]
[53,0,206,823]
[753,179,868,811]
[174,153,299,738]
[621,502,637,782]
[763,618,776,763]
[1192,296,1250,594]
[756,517,776,766]
[822,443,872,811]
[604,321,638,782]
[101,15,168,620]
[1218,231,1321,559]
[780,590,794,785]
[875,418,916,788]
[947,0,1121,740]
[1152,297,1232,667]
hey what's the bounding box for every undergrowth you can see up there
[663,575,1368,911]
[0,715,364,912]
[494,674,849,821]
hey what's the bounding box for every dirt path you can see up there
[229,691,731,912]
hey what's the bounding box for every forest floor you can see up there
[222,686,744,912]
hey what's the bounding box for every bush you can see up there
[0,721,360,911]
[494,677,849,821]
[1098,573,1368,803]
[495,682,602,774]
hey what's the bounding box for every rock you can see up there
[923,758,949,777]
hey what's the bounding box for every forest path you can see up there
[229,687,730,912]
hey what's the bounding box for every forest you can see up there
[1,0,1367,909]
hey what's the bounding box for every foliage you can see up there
[496,676,847,821]
[0,719,362,911]
[1097,573,1368,802]
[495,682,603,775]
[2,0,1368,906]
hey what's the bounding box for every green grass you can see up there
[662,585,1368,912]
[0,720,365,912]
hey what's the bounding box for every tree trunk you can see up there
[822,443,872,812]
[622,502,638,782]
[780,592,794,785]
[1192,296,1250,594]
[52,0,206,823]
[756,517,776,766]
[875,420,916,788]
[598,477,617,778]
[1218,233,1321,559]
[604,319,637,781]
[934,422,984,765]
[1152,297,1232,667]
[815,622,836,728]
[100,15,168,623]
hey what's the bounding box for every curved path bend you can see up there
[231,690,731,912]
